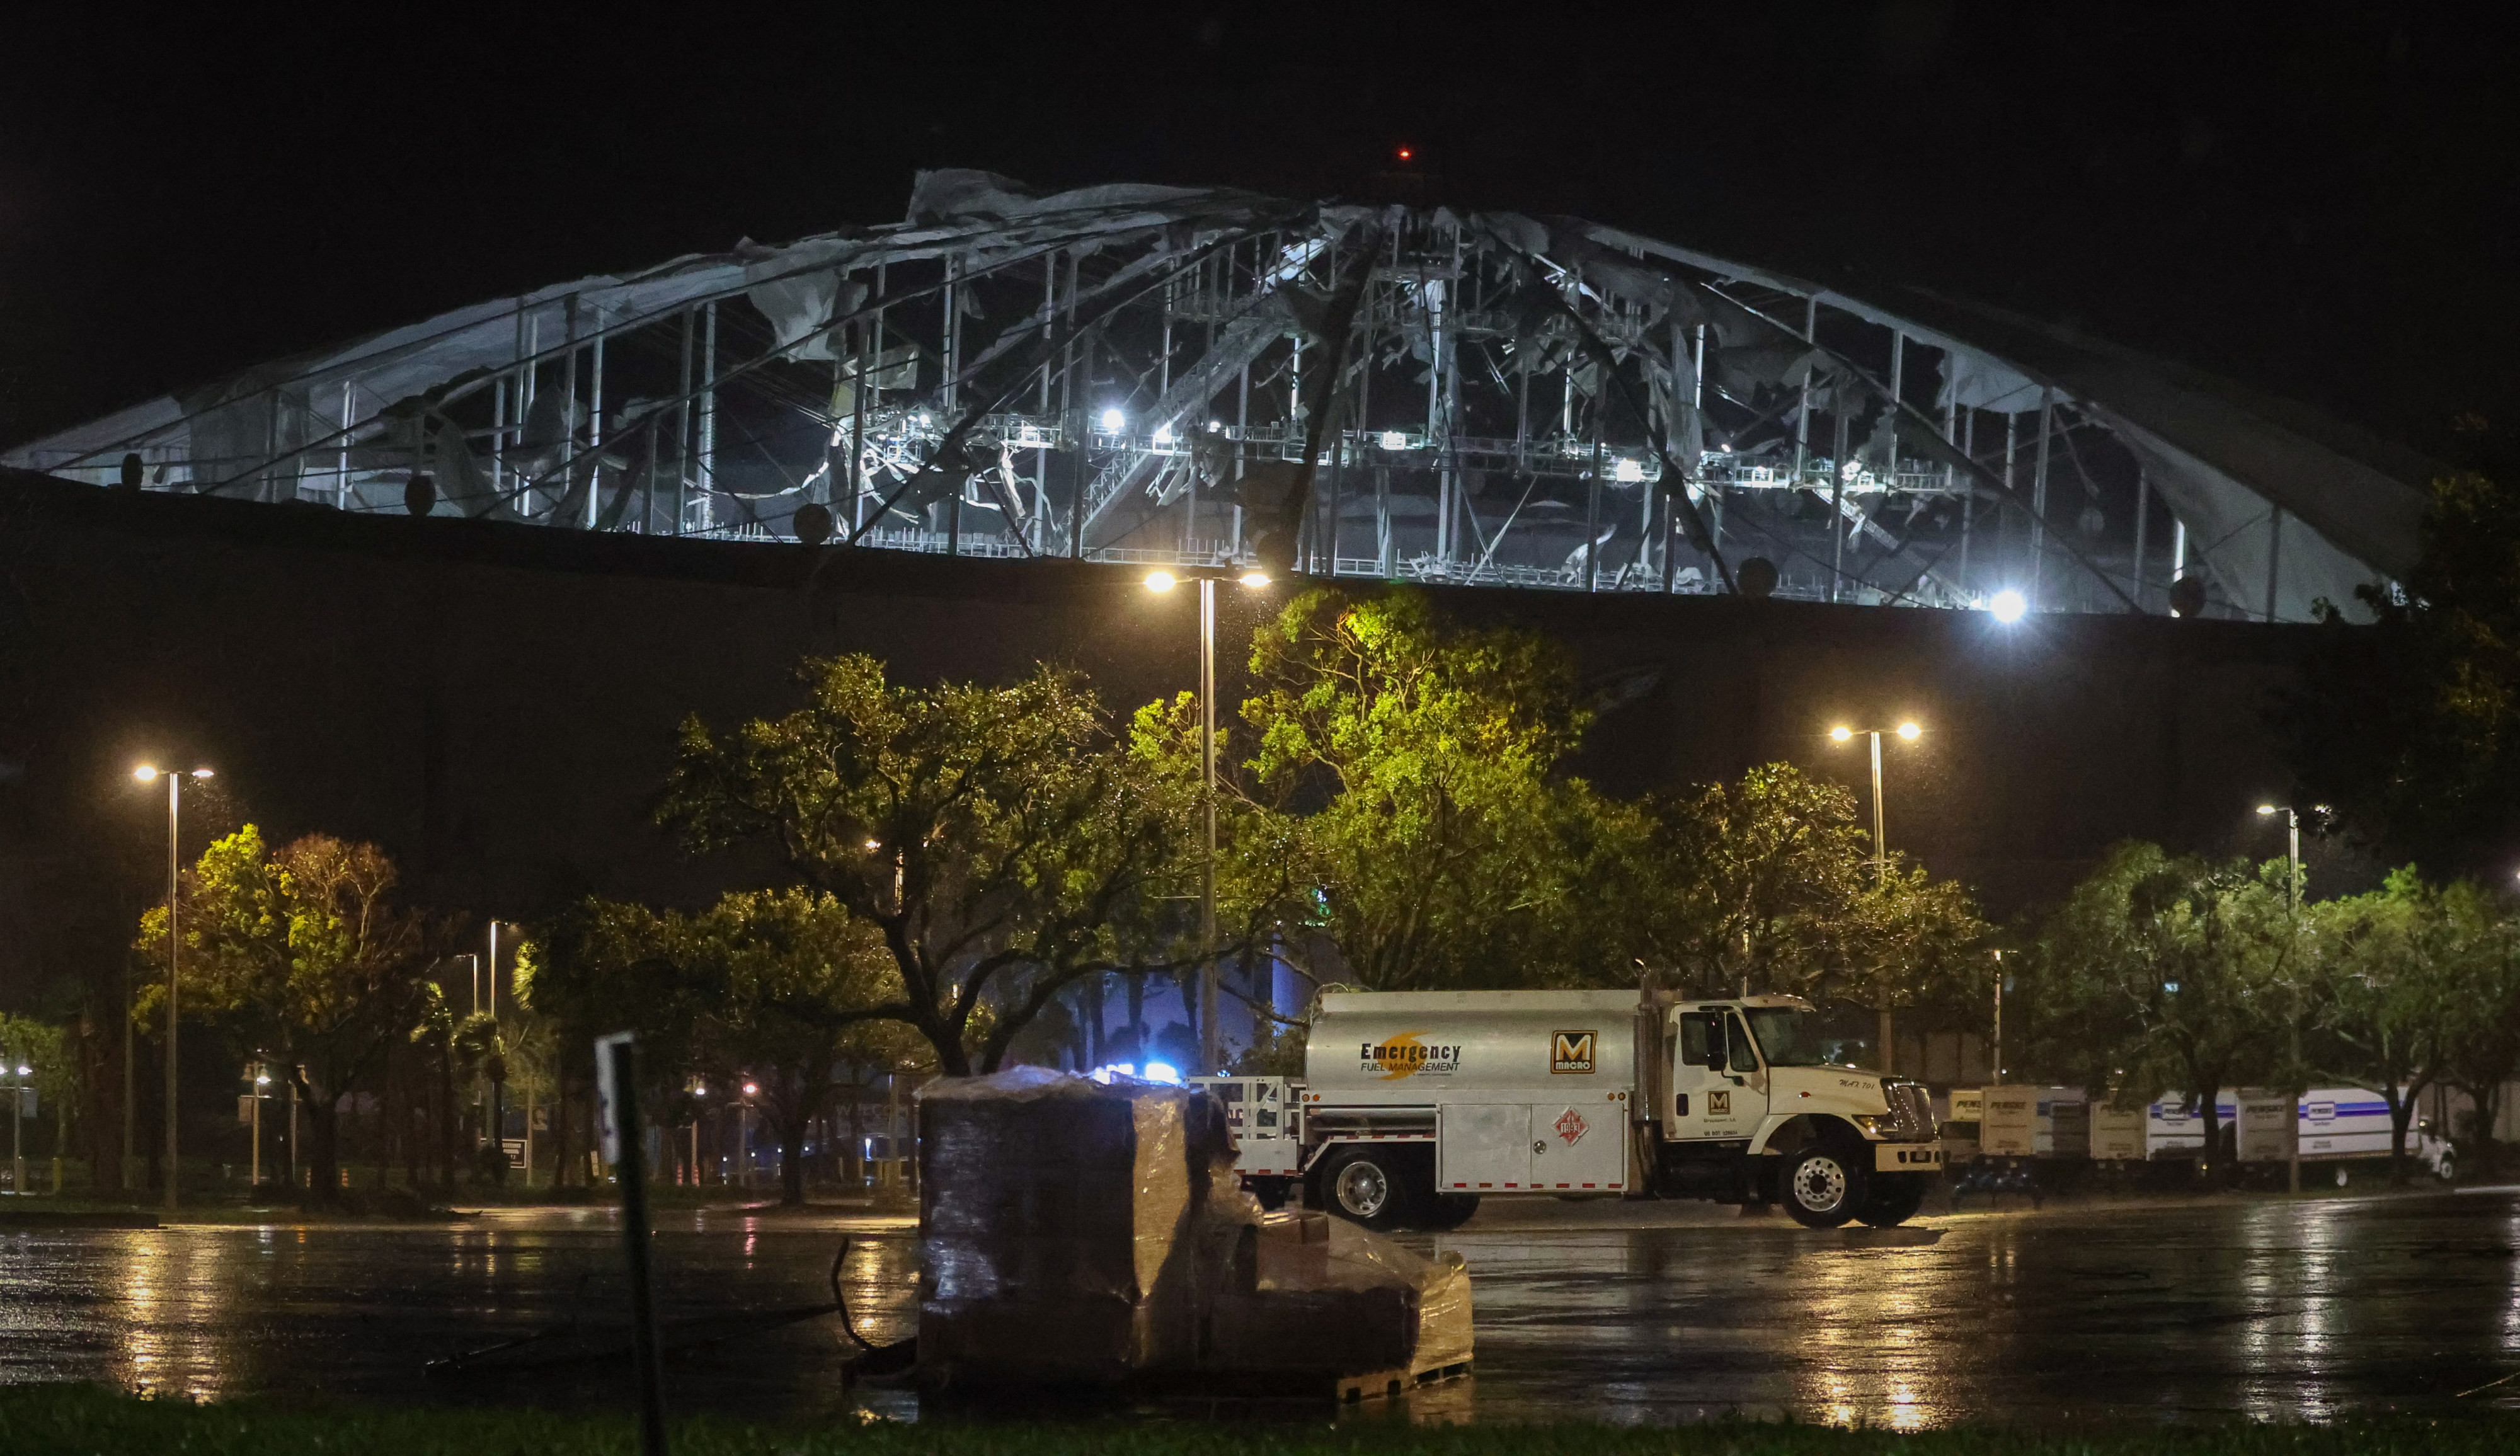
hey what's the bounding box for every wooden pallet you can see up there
[1334,1359,1472,1404]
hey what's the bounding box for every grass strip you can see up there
[4,1383,2518,1456]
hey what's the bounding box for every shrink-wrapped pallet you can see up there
[913,1067,1472,1394]
[915,1067,1208,1385]
[1209,1209,1472,1379]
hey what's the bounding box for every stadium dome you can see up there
[4,169,2442,621]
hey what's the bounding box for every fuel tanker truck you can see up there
[1197,987,1940,1231]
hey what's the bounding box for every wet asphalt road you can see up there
[4,1189,2519,1427]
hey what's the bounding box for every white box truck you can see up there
[1201,988,1940,1232]
[2234,1087,2455,1183]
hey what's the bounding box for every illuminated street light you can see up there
[1828,726,1922,1075]
[1147,567,1275,1074]
[1988,589,2028,623]
[133,762,213,1212]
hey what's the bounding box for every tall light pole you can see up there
[1830,722,1921,1074]
[2257,803,2325,1196]
[134,764,212,1212]
[1147,566,1271,1075]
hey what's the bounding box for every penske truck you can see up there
[1198,987,1940,1230]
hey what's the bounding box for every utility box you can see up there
[1982,1086,2088,1159]
[2088,1102,2146,1161]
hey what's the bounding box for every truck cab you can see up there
[1274,987,1940,1232]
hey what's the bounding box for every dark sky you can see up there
[4,3,2513,461]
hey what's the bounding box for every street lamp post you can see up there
[2257,803,2325,1196]
[1830,722,1921,1074]
[135,764,212,1212]
[1147,566,1271,1075]
[6,1054,26,1196]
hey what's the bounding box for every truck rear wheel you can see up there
[1854,1172,1927,1227]
[1321,1146,1417,1230]
[1781,1145,1866,1229]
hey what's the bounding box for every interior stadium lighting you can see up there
[1152,423,1175,445]
[1613,458,1645,484]
[1988,589,2028,623]
[1896,722,1922,741]
[1100,408,1126,432]
[1144,570,1177,592]
[1830,726,1853,743]
[1239,571,1271,588]
[1379,430,1410,450]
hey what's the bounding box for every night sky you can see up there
[4,4,2513,463]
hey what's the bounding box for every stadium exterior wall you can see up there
[0,472,2323,1005]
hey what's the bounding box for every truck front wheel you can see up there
[1854,1171,1927,1227]
[1321,1146,1416,1230]
[1781,1145,1867,1229]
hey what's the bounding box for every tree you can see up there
[1634,764,1988,1069]
[680,888,928,1205]
[0,1013,74,1183]
[523,897,723,1185]
[135,827,437,1203]
[1230,587,1637,992]
[2435,899,2520,1178]
[1637,764,1875,997]
[2020,843,2289,1172]
[2306,869,2485,1183]
[658,656,1201,1076]
[2284,471,2520,874]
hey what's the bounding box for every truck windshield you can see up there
[1740,1008,1835,1067]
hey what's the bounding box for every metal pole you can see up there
[2132,469,2151,611]
[251,1067,261,1189]
[698,302,718,535]
[2287,809,2302,1195]
[1830,410,1849,603]
[1991,953,2004,1087]
[1871,730,1891,1075]
[2030,387,2054,610]
[488,923,499,1019]
[1869,731,1886,870]
[164,772,180,1212]
[123,961,135,1194]
[1199,577,1220,1075]
[607,1039,668,1456]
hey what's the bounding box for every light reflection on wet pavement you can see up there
[3,1191,2517,1426]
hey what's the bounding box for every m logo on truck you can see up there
[1551,1031,1597,1074]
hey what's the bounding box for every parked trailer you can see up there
[2233,1087,2455,1183]
[1207,989,1940,1232]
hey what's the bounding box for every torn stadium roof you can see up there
[3,169,2441,622]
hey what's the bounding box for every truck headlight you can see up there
[1850,1115,1889,1138]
